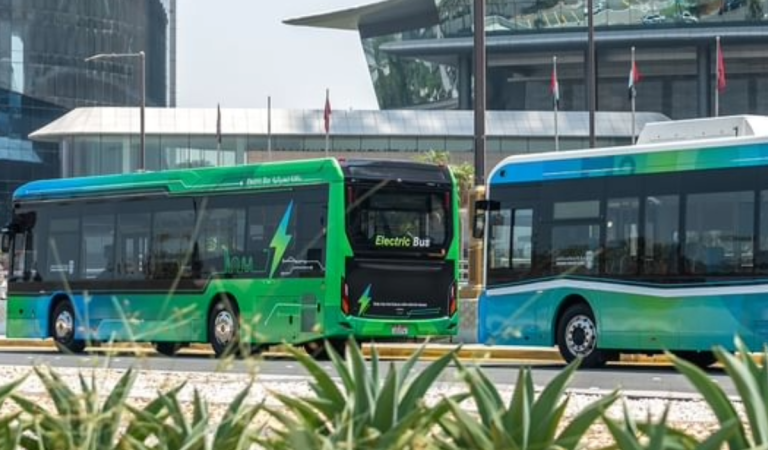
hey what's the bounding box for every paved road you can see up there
[0,348,738,398]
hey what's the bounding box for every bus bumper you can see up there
[340,315,459,338]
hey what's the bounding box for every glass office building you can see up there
[0,0,171,218]
[287,0,768,117]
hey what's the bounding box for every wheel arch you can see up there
[552,294,592,344]
[207,292,240,339]
[48,293,73,338]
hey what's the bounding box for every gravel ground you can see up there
[0,363,745,448]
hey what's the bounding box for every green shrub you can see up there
[436,358,619,450]
[260,339,462,450]
[670,336,768,450]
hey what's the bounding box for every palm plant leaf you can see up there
[670,351,749,449]
[120,382,185,444]
[286,345,346,411]
[715,343,768,445]
[398,349,455,418]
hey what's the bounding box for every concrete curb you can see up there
[3,337,761,365]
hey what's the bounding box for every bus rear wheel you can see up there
[303,339,347,361]
[154,342,183,357]
[209,298,240,358]
[673,350,717,369]
[557,303,606,368]
[51,300,86,354]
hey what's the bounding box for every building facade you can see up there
[0,0,171,218]
[286,0,768,118]
[29,107,668,177]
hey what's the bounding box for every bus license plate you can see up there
[392,325,408,336]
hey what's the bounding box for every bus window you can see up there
[643,195,679,275]
[551,224,600,275]
[82,214,115,280]
[47,215,80,281]
[551,200,600,276]
[151,200,196,280]
[605,197,639,275]
[511,209,533,272]
[116,212,150,280]
[685,191,753,275]
[488,209,511,269]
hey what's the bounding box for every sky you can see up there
[176,0,380,111]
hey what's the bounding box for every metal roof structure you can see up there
[29,107,670,141]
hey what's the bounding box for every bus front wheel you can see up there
[51,300,86,354]
[209,298,240,358]
[556,303,605,368]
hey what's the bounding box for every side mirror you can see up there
[472,213,486,239]
[472,200,500,239]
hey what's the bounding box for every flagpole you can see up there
[324,88,330,157]
[216,103,221,166]
[631,46,636,144]
[715,36,720,117]
[553,56,559,152]
[267,96,272,161]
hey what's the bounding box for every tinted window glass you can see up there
[685,191,753,275]
[605,197,639,275]
[348,188,450,254]
[644,195,679,275]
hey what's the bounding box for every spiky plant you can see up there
[260,339,462,450]
[670,336,768,450]
[13,367,134,450]
[437,358,620,450]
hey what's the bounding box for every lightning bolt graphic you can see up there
[358,285,372,316]
[269,201,294,278]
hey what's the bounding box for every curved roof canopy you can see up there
[283,0,437,38]
[29,107,669,141]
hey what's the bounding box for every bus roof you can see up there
[12,157,452,203]
[488,115,768,186]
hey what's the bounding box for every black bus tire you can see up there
[556,303,605,368]
[51,300,86,354]
[209,297,240,358]
[673,350,717,369]
[154,342,183,357]
[303,339,347,361]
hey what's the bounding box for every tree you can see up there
[414,150,475,207]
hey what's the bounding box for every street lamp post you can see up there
[85,51,146,171]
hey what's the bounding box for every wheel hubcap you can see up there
[55,310,74,341]
[565,314,596,356]
[214,311,235,344]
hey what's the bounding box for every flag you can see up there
[628,59,641,100]
[323,90,332,134]
[550,61,560,108]
[716,39,727,92]
[216,103,221,145]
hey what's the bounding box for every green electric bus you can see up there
[476,115,768,368]
[2,158,460,357]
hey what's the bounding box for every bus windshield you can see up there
[347,187,450,255]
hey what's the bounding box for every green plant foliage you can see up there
[437,358,619,450]
[121,381,261,450]
[260,339,462,450]
[414,150,475,206]
[13,367,135,450]
[0,376,28,449]
[602,400,737,450]
[670,337,768,449]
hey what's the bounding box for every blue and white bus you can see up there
[476,115,768,368]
